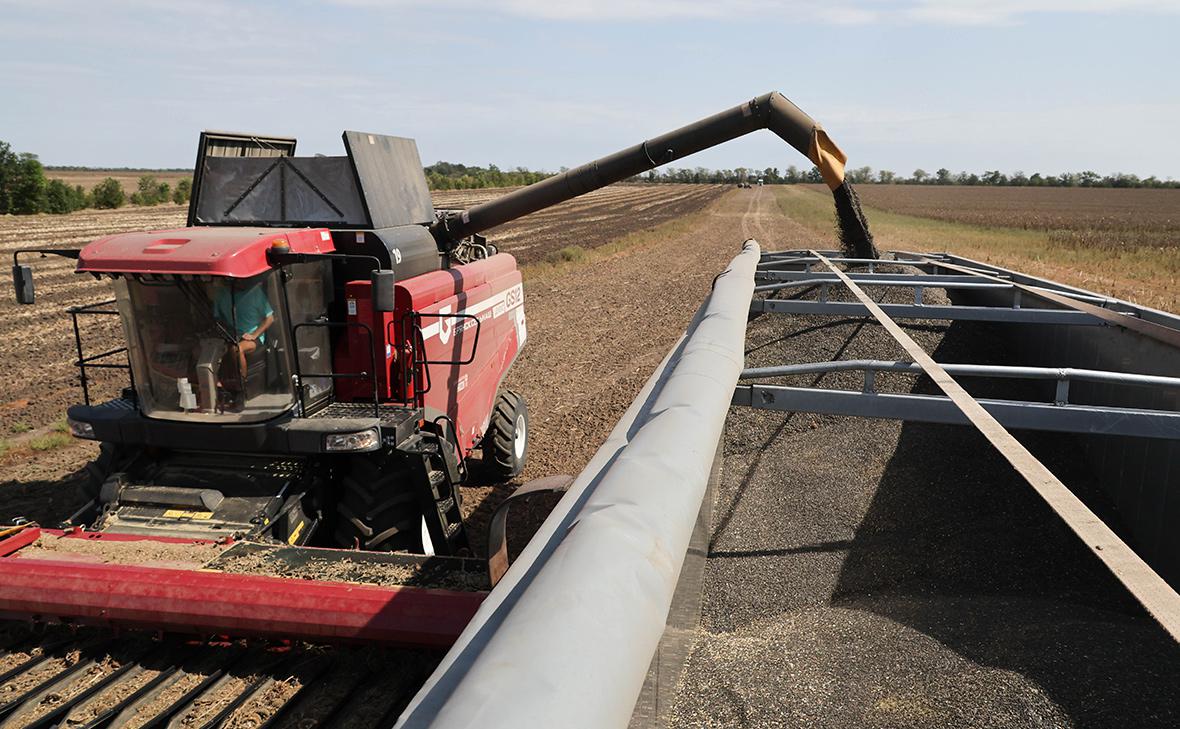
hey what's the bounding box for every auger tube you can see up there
[429,91,854,246]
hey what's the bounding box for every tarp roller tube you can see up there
[397,240,761,728]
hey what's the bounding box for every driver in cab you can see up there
[213,278,274,381]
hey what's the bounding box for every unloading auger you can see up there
[430,91,878,259]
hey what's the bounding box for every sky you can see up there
[1,0,1179,178]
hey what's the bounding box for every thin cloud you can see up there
[332,0,1180,24]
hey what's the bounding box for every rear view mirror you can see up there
[12,264,34,305]
[372,269,395,312]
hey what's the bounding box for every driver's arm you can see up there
[242,314,274,342]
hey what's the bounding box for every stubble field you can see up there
[47,169,192,192]
[841,184,1180,250]
[788,184,1180,311]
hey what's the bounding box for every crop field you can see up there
[840,184,1180,250]
[786,184,1180,312]
[47,169,192,192]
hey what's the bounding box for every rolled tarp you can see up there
[397,240,761,728]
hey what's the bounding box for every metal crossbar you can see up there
[734,385,1180,440]
[740,360,1180,402]
[904,252,1180,348]
[753,298,1102,325]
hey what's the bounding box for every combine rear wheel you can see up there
[333,454,421,551]
[484,389,528,480]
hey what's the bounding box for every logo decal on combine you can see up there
[438,305,454,345]
[420,283,524,342]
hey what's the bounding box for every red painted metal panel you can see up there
[76,226,335,277]
[332,254,524,459]
[388,254,524,453]
[0,558,483,647]
[0,526,41,557]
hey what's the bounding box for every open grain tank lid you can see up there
[187,130,435,230]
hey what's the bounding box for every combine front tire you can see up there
[485,389,528,480]
[333,454,421,551]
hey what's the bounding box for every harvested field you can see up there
[827,184,1180,250]
[778,185,1180,313]
[45,169,192,194]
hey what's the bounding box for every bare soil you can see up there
[14,653,125,727]
[221,676,302,729]
[0,648,84,705]
[118,648,238,729]
[62,661,168,727]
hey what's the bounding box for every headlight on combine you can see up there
[67,417,96,440]
[324,427,381,452]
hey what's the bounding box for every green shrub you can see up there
[29,432,71,451]
[131,175,171,206]
[545,245,588,264]
[44,179,87,213]
[10,422,31,434]
[92,177,125,209]
[0,140,17,213]
[172,177,192,205]
[8,153,47,214]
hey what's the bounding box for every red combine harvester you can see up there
[4,131,529,644]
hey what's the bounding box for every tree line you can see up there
[425,161,551,190]
[0,141,192,215]
[5,133,1175,218]
[639,164,1179,189]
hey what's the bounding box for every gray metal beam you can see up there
[739,360,1180,393]
[756,278,1013,293]
[755,270,1000,285]
[733,383,1180,440]
[753,298,1104,325]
